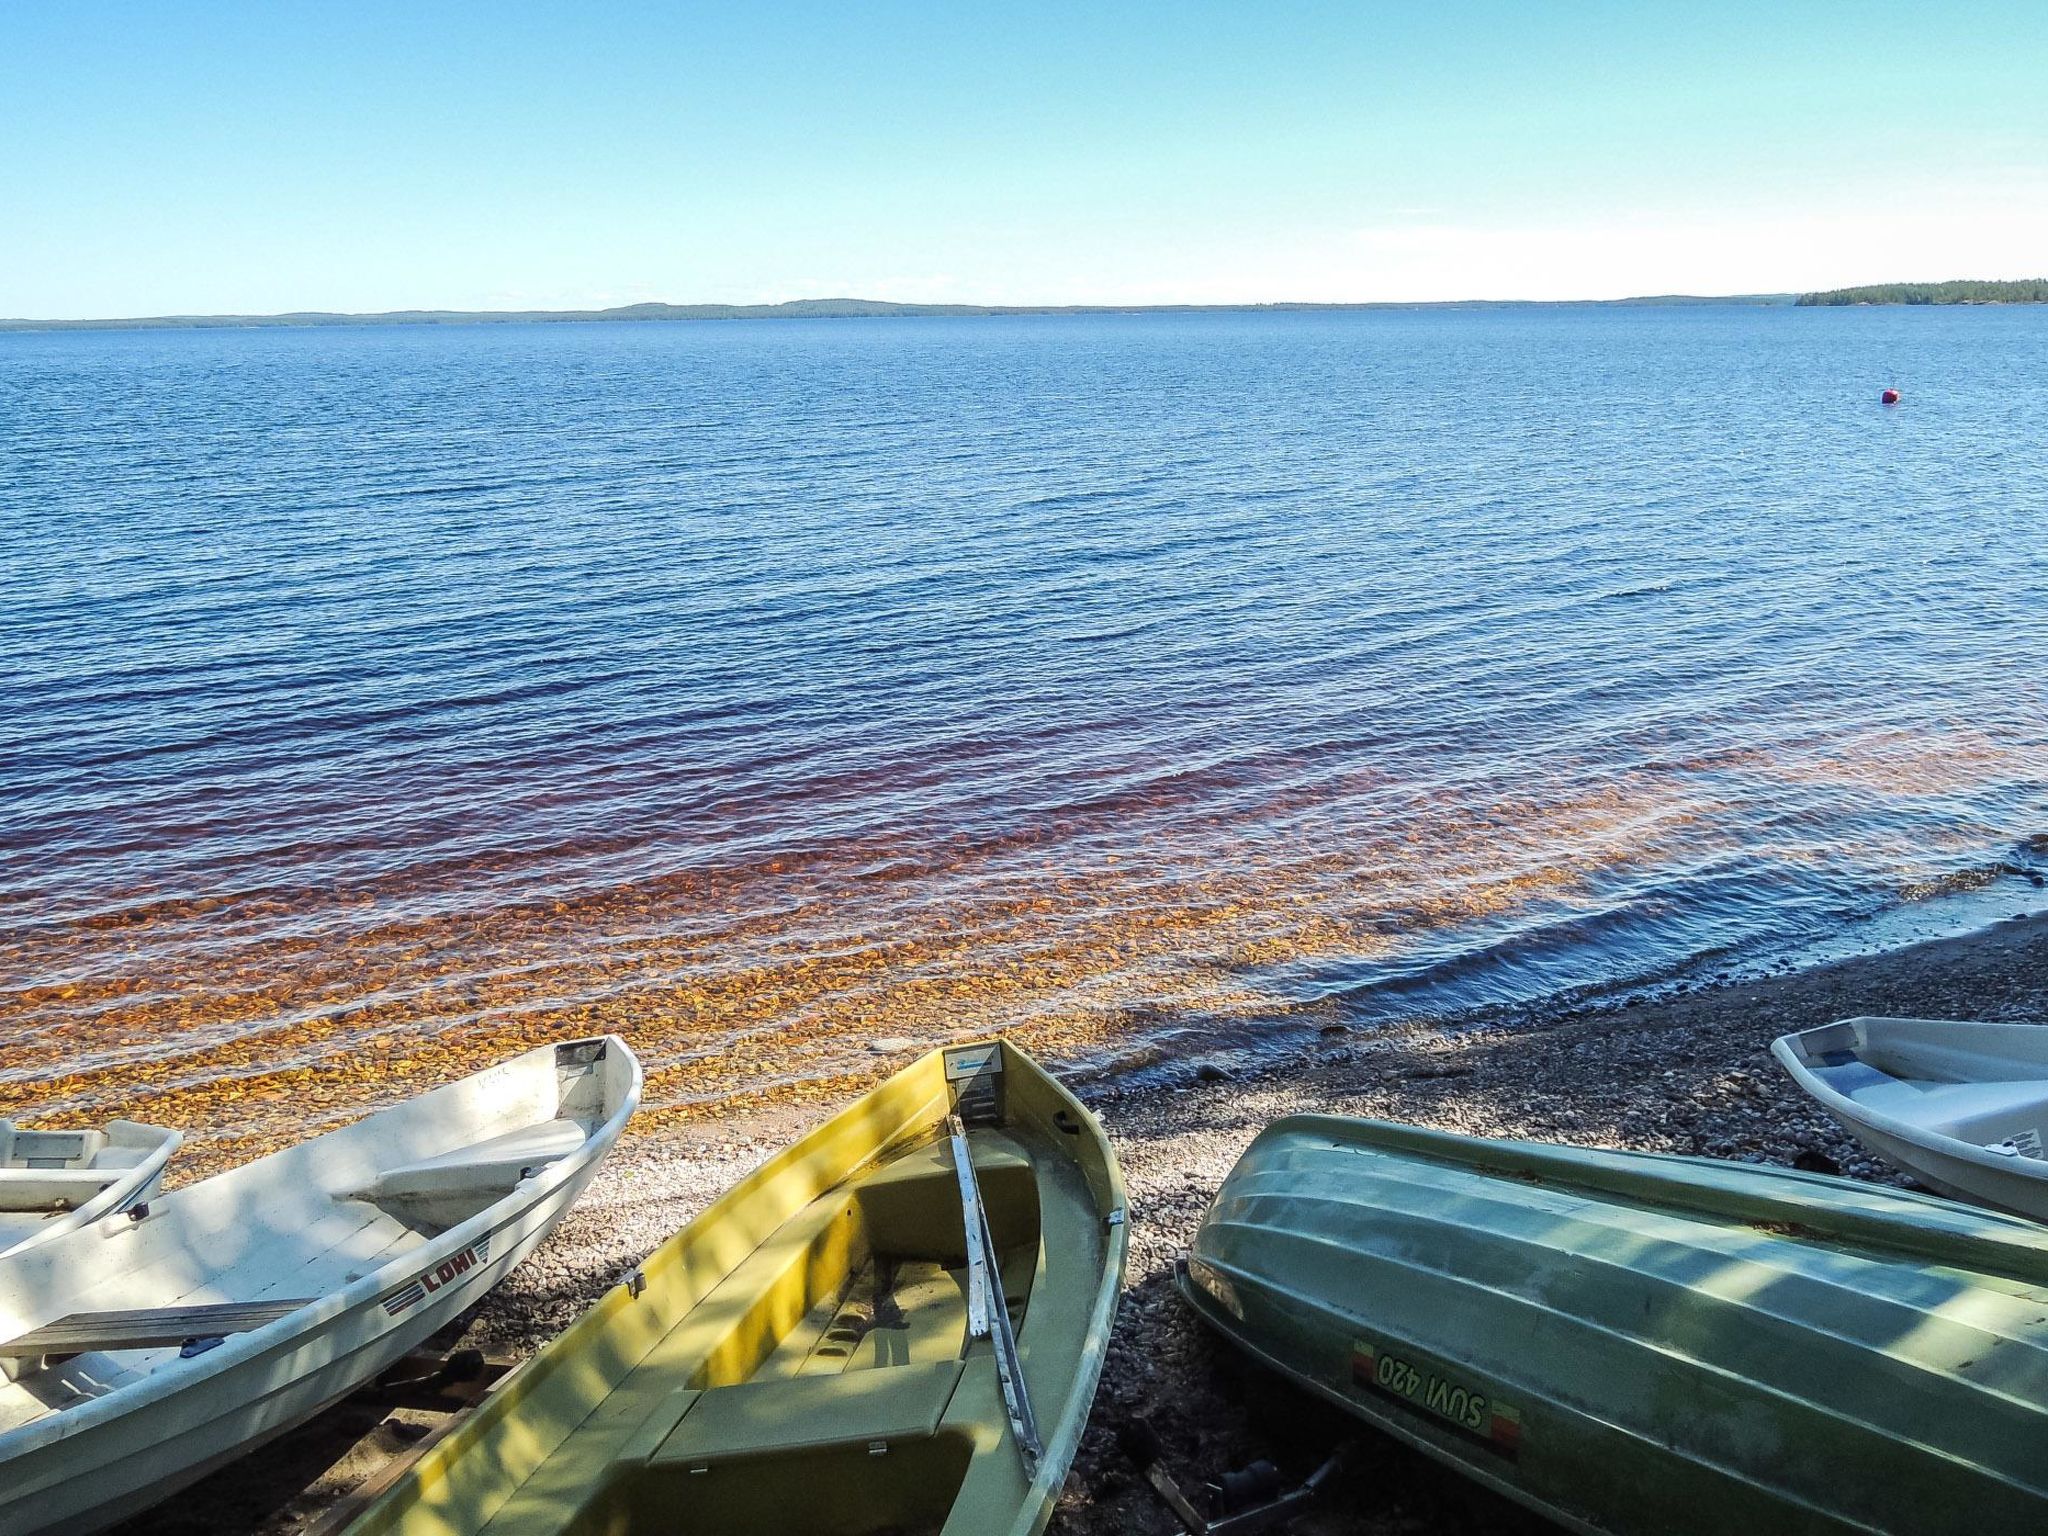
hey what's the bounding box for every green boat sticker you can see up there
[1351,1339,1522,1460]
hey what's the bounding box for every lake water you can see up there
[3,306,2046,1142]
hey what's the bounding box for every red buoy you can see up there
[1881,387,1901,405]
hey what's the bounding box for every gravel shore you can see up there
[121,910,2048,1535]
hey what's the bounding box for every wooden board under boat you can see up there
[1180,1114,2048,1536]
[0,1036,640,1536]
[1774,1015,2048,1220]
[339,1039,1128,1536]
[0,1119,181,1260]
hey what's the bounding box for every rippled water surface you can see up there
[4,307,2046,1144]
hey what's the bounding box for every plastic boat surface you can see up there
[0,1119,181,1260]
[1774,1014,2048,1220]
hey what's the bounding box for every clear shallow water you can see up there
[2,307,2046,1138]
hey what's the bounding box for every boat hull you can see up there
[5,1159,599,1536]
[1180,1115,2048,1536]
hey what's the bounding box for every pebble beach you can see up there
[115,909,2048,1536]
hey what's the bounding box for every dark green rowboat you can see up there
[1179,1115,2048,1536]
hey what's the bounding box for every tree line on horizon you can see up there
[1797,279,2048,306]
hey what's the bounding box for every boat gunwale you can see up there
[1005,1040,1130,1535]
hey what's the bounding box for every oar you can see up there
[948,1114,1043,1469]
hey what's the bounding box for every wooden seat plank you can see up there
[0,1297,314,1357]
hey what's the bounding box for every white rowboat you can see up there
[1773,1015,2048,1221]
[0,1035,640,1536]
[0,1119,181,1260]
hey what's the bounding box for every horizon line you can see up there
[10,276,2043,331]
[0,290,1811,332]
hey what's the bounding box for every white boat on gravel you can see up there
[0,1119,181,1260]
[0,1035,639,1536]
[1773,1015,2048,1221]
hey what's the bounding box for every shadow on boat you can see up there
[87,1281,608,1536]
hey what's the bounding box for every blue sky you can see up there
[4,2,2045,317]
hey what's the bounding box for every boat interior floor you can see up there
[478,1126,1095,1536]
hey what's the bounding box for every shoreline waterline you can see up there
[63,859,2039,1183]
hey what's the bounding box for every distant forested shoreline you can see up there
[1,293,1797,332]
[1797,279,2048,306]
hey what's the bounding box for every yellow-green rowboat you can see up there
[344,1040,1127,1536]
